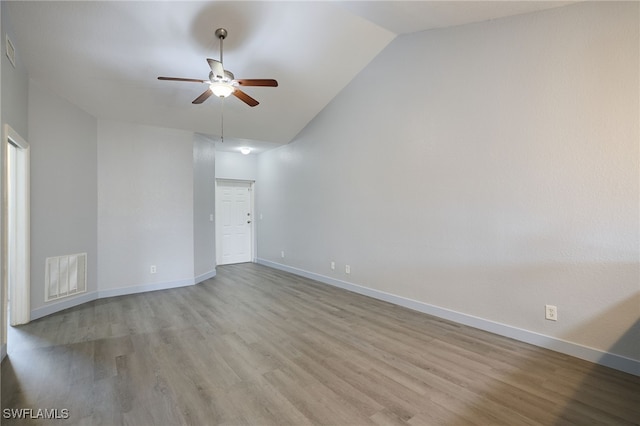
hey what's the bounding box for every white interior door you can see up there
[216,180,253,265]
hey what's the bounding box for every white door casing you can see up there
[3,125,30,327]
[216,180,253,265]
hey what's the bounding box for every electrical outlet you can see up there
[150,265,157,274]
[281,251,285,258]
[545,304,557,321]
[345,265,351,274]
[331,261,335,270]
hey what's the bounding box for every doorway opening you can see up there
[215,179,255,265]
[3,125,30,338]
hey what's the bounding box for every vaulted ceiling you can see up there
[5,1,573,153]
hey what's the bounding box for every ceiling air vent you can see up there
[5,35,15,68]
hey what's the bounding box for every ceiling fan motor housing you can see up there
[209,70,234,83]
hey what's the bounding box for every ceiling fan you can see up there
[158,28,278,107]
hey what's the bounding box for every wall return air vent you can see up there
[45,253,87,302]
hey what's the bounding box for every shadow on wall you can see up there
[596,314,639,375]
[556,312,639,424]
[1,357,18,410]
[456,297,640,424]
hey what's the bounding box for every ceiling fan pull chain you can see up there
[221,97,224,143]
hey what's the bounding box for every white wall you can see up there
[97,120,194,295]
[193,133,216,280]
[215,150,258,181]
[257,2,639,370]
[28,79,98,313]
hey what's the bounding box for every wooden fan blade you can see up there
[233,89,259,107]
[158,76,207,83]
[236,79,278,87]
[192,89,213,104]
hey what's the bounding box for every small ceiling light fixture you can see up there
[240,147,251,155]
[210,82,235,98]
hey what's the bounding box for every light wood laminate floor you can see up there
[2,263,639,425]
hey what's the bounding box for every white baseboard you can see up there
[30,271,217,321]
[31,291,99,321]
[98,278,195,299]
[194,269,216,284]
[256,258,639,376]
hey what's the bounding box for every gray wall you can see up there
[97,120,194,293]
[0,4,215,325]
[28,79,98,312]
[215,151,258,181]
[0,0,28,354]
[256,2,639,362]
[3,1,96,322]
[21,90,214,316]
[1,3,27,138]
[193,133,216,280]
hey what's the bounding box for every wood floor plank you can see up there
[2,262,638,425]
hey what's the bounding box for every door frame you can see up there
[2,124,30,328]
[215,179,255,265]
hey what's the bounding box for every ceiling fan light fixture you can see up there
[210,82,235,98]
[158,28,277,107]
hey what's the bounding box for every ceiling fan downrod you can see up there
[215,28,227,67]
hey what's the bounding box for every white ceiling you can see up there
[5,1,573,153]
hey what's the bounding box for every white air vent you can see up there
[5,35,15,68]
[45,253,87,302]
